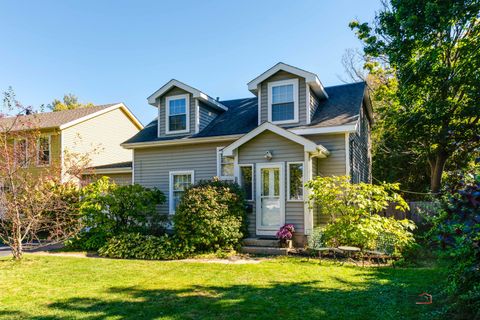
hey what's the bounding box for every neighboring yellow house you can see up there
[0,103,143,185]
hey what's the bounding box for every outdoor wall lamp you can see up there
[264,151,273,160]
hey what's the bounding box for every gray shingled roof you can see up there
[123,82,366,145]
[0,104,118,132]
[91,161,132,170]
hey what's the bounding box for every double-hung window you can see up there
[169,171,194,214]
[216,147,234,181]
[166,94,189,134]
[14,139,28,167]
[268,79,298,124]
[37,136,51,166]
[287,162,304,201]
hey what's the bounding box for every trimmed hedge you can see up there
[98,233,193,260]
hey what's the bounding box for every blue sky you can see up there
[0,0,380,124]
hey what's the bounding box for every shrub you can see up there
[173,179,247,252]
[276,224,295,241]
[306,176,416,256]
[68,177,166,250]
[98,233,193,260]
[432,163,480,319]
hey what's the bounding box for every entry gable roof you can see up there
[147,79,228,111]
[247,62,328,99]
[222,122,329,157]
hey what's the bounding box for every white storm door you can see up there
[256,162,285,235]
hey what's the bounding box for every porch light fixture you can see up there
[264,150,273,160]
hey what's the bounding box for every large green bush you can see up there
[173,179,247,252]
[67,177,166,250]
[98,233,193,260]
[306,176,416,256]
[432,163,480,319]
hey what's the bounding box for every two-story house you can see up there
[122,63,373,245]
[0,103,143,185]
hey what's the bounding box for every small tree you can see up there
[0,88,89,259]
[306,176,415,254]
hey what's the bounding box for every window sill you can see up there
[271,119,298,125]
[165,129,190,135]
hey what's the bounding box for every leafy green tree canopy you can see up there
[351,0,480,193]
[49,93,94,112]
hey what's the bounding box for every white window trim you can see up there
[267,78,299,125]
[216,146,234,180]
[239,164,254,201]
[36,135,51,167]
[287,161,304,202]
[168,170,194,215]
[165,94,190,135]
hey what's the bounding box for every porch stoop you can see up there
[240,238,292,256]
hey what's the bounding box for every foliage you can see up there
[350,0,480,193]
[98,233,193,260]
[432,161,480,319]
[69,177,166,250]
[49,94,94,112]
[0,88,85,259]
[308,227,325,251]
[306,176,409,218]
[173,179,247,252]
[306,176,415,255]
[276,224,295,241]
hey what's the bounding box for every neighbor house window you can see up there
[239,164,253,201]
[14,139,28,167]
[166,94,189,134]
[268,79,298,124]
[216,147,234,180]
[37,136,50,166]
[287,162,304,201]
[169,171,194,214]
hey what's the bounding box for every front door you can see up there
[256,162,285,236]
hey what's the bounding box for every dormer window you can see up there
[267,79,298,124]
[166,94,189,134]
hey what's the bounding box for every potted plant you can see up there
[276,224,295,248]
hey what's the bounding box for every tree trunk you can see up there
[12,236,23,260]
[430,151,449,194]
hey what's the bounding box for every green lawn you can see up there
[0,255,444,320]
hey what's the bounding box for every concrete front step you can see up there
[242,238,280,247]
[240,246,290,256]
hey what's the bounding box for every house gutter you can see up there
[121,134,242,149]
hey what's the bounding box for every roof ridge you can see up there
[324,81,366,89]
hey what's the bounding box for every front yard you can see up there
[0,255,444,319]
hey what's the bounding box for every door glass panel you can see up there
[260,167,281,228]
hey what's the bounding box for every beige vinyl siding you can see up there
[259,70,307,126]
[156,87,196,137]
[199,102,219,131]
[238,131,305,236]
[307,133,348,226]
[61,108,139,168]
[133,140,236,215]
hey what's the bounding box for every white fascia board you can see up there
[147,79,227,111]
[59,103,144,130]
[222,122,319,157]
[290,123,358,135]
[247,62,328,98]
[121,134,242,149]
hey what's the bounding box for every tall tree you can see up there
[49,93,93,112]
[350,0,480,193]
